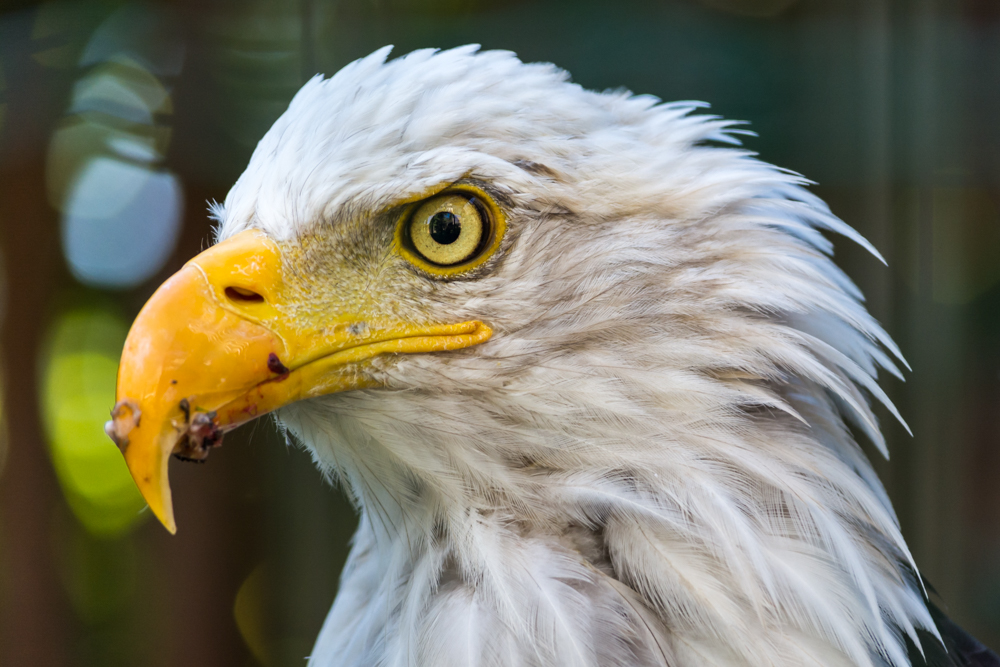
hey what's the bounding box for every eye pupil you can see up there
[428,212,461,245]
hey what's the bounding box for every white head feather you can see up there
[214,46,937,667]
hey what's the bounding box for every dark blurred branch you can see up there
[0,15,72,666]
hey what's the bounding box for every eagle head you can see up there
[108,46,957,667]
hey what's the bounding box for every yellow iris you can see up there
[410,194,484,266]
[395,183,507,277]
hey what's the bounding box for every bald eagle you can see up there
[106,46,998,667]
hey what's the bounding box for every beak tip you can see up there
[118,417,178,536]
[150,501,178,534]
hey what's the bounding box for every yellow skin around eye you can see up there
[409,194,484,265]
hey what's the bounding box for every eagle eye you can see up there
[397,185,506,276]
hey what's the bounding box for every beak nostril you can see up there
[225,286,265,303]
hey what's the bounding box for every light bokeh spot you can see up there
[80,3,185,76]
[62,156,182,287]
[45,4,184,290]
[234,564,273,666]
[41,306,147,536]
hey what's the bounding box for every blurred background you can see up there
[0,0,998,664]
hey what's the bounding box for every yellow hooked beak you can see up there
[107,230,491,533]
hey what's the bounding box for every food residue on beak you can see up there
[172,398,224,463]
[105,399,141,453]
